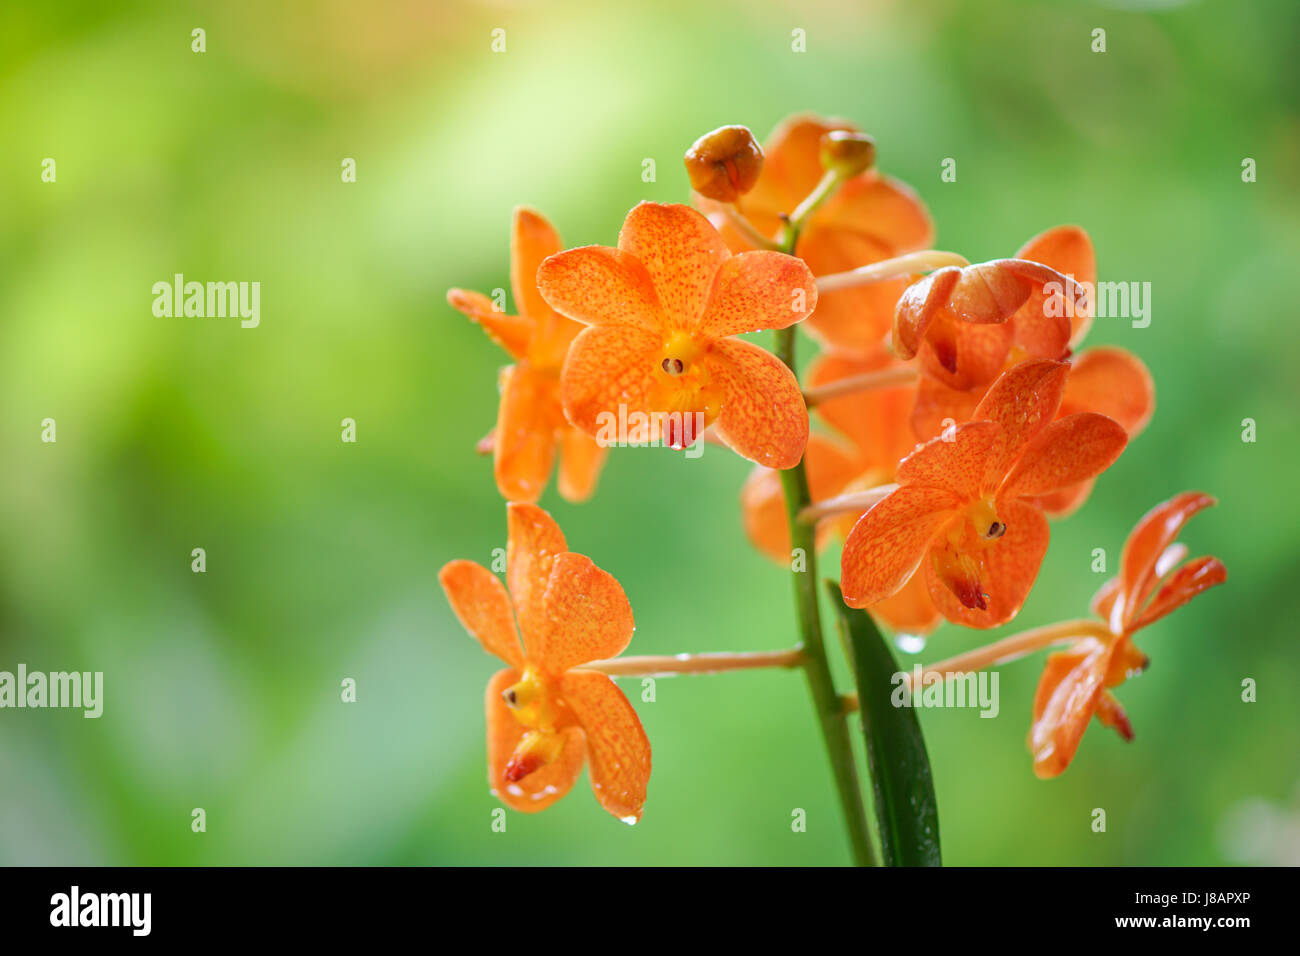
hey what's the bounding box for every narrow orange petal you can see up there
[1030,640,1109,778]
[1130,555,1227,632]
[506,502,567,654]
[486,668,586,813]
[1119,492,1218,625]
[556,426,608,503]
[973,359,1069,491]
[494,363,560,503]
[536,246,663,331]
[617,202,729,330]
[896,421,1000,500]
[532,552,634,674]
[560,670,651,822]
[447,289,532,360]
[511,207,563,326]
[925,498,1049,628]
[698,250,817,336]
[708,337,809,469]
[841,484,962,609]
[559,325,664,437]
[439,561,524,667]
[1058,347,1155,437]
[1016,226,1095,346]
[1000,413,1128,501]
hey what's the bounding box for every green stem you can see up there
[774,222,876,867]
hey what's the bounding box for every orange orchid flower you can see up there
[1030,492,1227,777]
[536,201,817,469]
[447,208,607,503]
[696,114,934,357]
[909,227,1154,517]
[439,503,651,821]
[841,359,1129,628]
[741,348,941,634]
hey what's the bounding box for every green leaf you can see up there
[827,581,941,867]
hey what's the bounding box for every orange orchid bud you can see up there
[819,129,876,177]
[684,125,764,203]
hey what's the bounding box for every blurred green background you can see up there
[2,0,1298,866]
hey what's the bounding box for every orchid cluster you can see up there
[440,115,1226,863]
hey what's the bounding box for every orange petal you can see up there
[925,498,1049,628]
[511,207,563,327]
[752,114,850,212]
[813,172,934,256]
[486,668,586,813]
[560,669,651,822]
[698,250,817,336]
[798,230,907,356]
[870,571,942,635]
[841,484,962,609]
[708,337,809,469]
[918,318,1015,392]
[910,375,981,442]
[896,421,1000,499]
[741,434,858,563]
[1029,640,1109,778]
[536,246,663,331]
[532,552,634,674]
[1016,226,1096,347]
[439,560,524,668]
[557,426,607,503]
[1130,555,1227,632]
[807,349,917,468]
[1029,478,1096,519]
[996,260,1074,361]
[893,267,961,359]
[618,202,729,330]
[1058,347,1155,437]
[1090,574,1123,626]
[1119,492,1218,625]
[447,288,532,360]
[494,363,560,503]
[506,502,567,654]
[559,325,664,437]
[973,359,1069,491]
[1000,413,1128,500]
[1094,690,1135,742]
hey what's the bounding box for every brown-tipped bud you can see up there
[684,125,764,203]
[819,129,876,177]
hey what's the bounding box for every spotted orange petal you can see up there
[1058,347,1155,437]
[560,669,651,822]
[925,498,1050,628]
[896,421,1000,500]
[1029,640,1109,778]
[439,560,524,668]
[486,668,586,813]
[618,202,729,331]
[447,288,532,360]
[1000,413,1128,501]
[910,375,981,442]
[708,337,809,469]
[841,484,963,609]
[494,363,560,503]
[531,552,634,675]
[698,250,817,336]
[506,502,567,654]
[870,572,943,635]
[536,246,663,331]
[556,426,607,504]
[560,325,663,438]
[1029,478,1096,519]
[973,360,1069,492]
